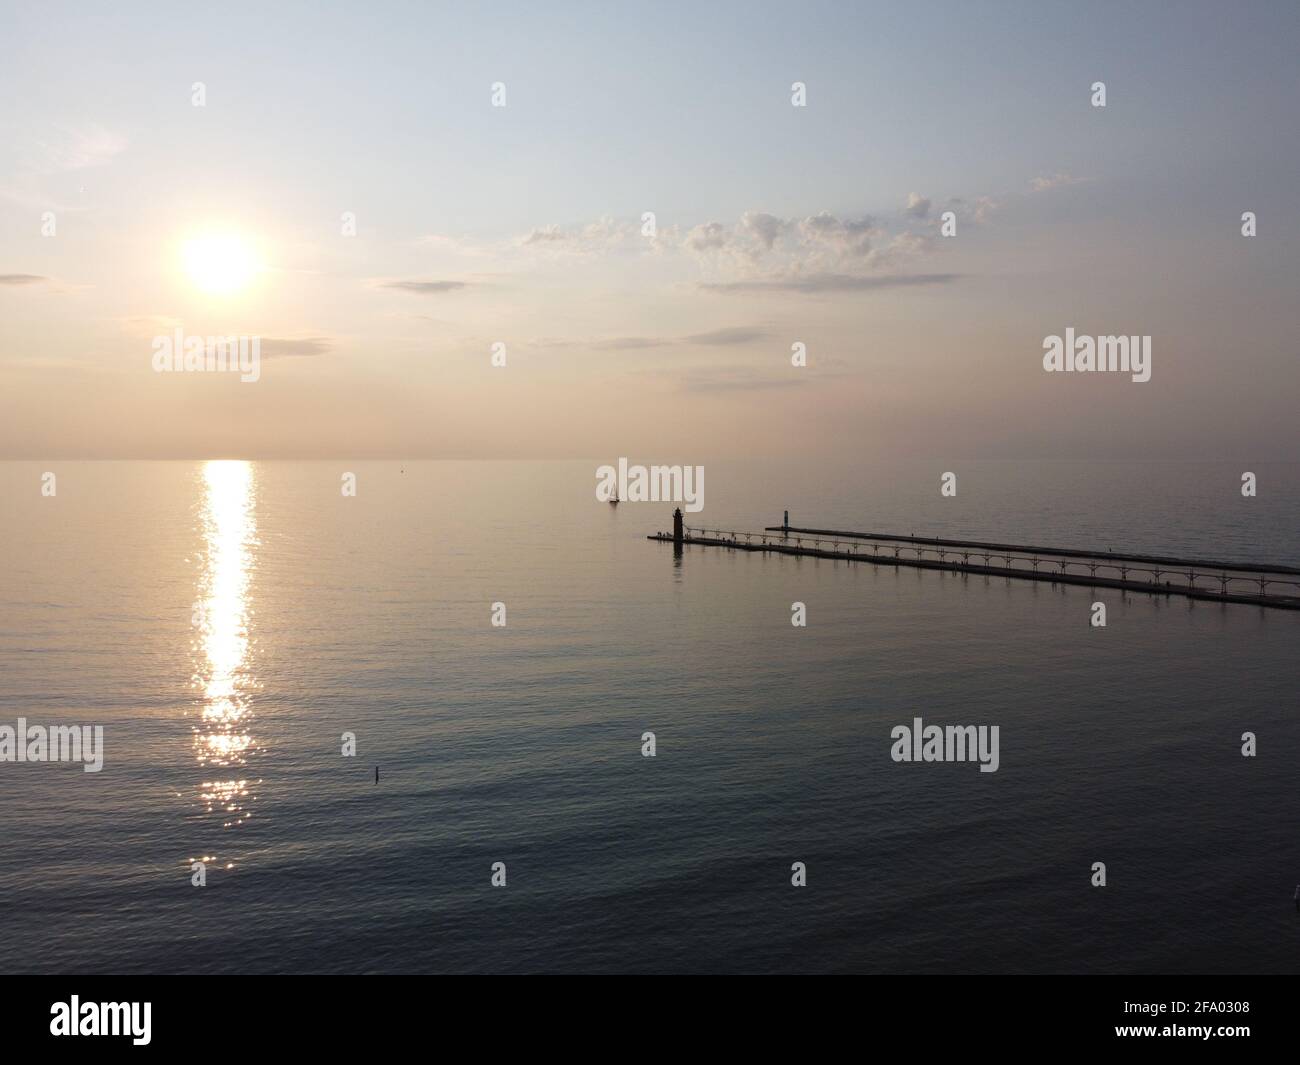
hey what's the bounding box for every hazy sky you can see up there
[1,0,1297,459]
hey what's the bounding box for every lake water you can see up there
[1,459,1297,973]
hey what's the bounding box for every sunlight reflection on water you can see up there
[192,460,260,854]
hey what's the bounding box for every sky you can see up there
[1,0,1297,460]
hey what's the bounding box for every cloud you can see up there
[595,336,673,350]
[698,272,959,294]
[486,199,982,288]
[680,326,770,346]
[0,274,50,286]
[259,336,333,358]
[537,325,771,351]
[676,211,884,276]
[1029,172,1087,192]
[797,212,876,257]
[507,208,952,291]
[20,126,127,174]
[685,221,729,251]
[503,203,963,278]
[378,280,469,294]
[869,230,936,268]
[118,321,333,357]
[905,192,931,218]
[516,217,635,255]
[740,212,789,250]
[944,195,1000,224]
[182,335,335,362]
[521,225,568,245]
[0,127,126,213]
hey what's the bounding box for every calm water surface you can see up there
[1,459,1297,973]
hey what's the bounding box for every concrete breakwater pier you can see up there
[647,511,1300,610]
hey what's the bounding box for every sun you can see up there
[182,233,260,297]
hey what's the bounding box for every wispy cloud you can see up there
[698,272,959,294]
[377,280,469,295]
[0,274,50,286]
[680,326,770,346]
[520,225,569,245]
[433,196,989,293]
[1029,171,1088,192]
[259,336,333,358]
[118,318,334,358]
[0,126,129,213]
[942,195,1000,225]
[14,125,127,175]
[594,336,674,350]
[536,326,771,351]
[516,217,633,254]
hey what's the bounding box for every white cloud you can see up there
[685,221,729,251]
[797,211,877,257]
[521,225,568,245]
[22,126,127,173]
[944,195,1000,225]
[1029,171,1087,193]
[740,211,789,250]
[516,216,635,254]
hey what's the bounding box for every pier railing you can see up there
[648,524,1300,605]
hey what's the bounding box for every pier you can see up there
[648,515,1300,610]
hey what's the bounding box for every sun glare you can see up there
[182,233,260,297]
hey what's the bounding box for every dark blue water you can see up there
[1,460,1297,973]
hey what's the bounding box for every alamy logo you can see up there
[595,458,704,512]
[890,717,1000,773]
[1043,328,1151,383]
[151,328,261,382]
[50,997,151,1045]
[0,718,104,772]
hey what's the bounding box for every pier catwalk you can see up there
[646,517,1300,611]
